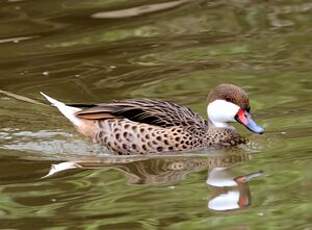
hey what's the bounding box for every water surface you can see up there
[0,0,311,229]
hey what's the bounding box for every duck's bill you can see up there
[235,109,264,134]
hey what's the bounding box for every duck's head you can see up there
[207,84,264,134]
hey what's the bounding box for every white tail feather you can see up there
[40,92,82,126]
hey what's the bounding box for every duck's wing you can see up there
[73,99,207,128]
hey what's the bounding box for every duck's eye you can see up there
[225,97,231,102]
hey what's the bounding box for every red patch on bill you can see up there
[238,109,248,125]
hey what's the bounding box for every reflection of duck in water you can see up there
[103,152,252,185]
[41,84,264,155]
[207,167,263,211]
[45,151,262,212]
[45,151,251,185]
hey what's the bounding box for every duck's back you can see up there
[75,99,207,127]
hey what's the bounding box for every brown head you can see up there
[207,84,264,134]
[208,84,250,111]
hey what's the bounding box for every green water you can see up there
[0,0,311,229]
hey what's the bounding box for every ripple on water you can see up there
[0,128,108,159]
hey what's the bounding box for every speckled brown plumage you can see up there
[73,97,246,155]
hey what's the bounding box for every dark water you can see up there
[0,0,312,229]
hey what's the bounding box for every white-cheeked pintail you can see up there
[41,83,264,155]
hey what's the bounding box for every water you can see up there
[0,0,311,229]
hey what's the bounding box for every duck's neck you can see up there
[208,119,229,128]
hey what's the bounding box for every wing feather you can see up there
[74,99,207,128]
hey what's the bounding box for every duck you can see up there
[41,83,264,155]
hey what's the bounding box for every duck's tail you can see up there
[40,92,82,127]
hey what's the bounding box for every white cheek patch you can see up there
[207,100,240,127]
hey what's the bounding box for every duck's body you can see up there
[78,99,246,155]
[41,84,263,155]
